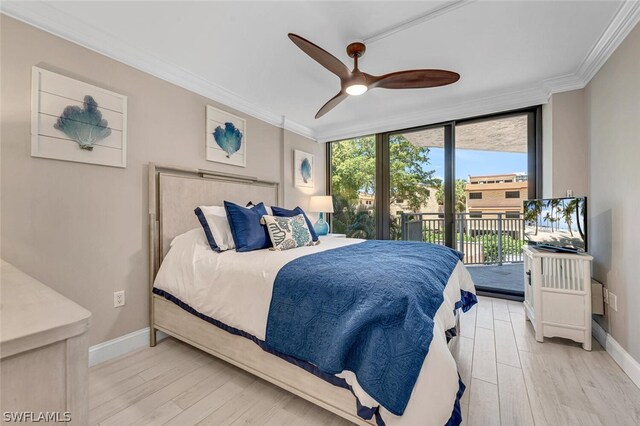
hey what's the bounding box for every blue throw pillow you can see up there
[224,201,271,252]
[271,206,319,242]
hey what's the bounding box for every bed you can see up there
[148,163,477,426]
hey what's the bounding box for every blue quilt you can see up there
[265,240,470,416]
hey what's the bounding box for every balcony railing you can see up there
[399,212,525,265]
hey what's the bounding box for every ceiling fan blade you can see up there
[289,33,351,81]
[368,69,460,90]
[315,91,348,119]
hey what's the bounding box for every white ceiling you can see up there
[3,1,640,142]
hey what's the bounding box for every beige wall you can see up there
[542,89,589,198]
[543,23,640,363]
[585,23,640,361]
[551,89,589,198]
[0,16,321,345]
[541,98,554,198]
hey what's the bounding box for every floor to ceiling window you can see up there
[327,107,541,298]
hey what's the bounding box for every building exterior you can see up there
[357,192,375,210]
[465,173,528,216]
[357,187,441,216]
[356,173,527,219]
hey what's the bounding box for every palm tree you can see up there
[550,199,562,231]
[575,198,586,242]
[563,199,577,237]
[524,200,544,235]
[544,212,554,232]
[524,201,537,235]
[533,200,543,235]
[543,200,553,231]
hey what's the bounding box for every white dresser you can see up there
[0,260,91,424]
[523,246,593,350]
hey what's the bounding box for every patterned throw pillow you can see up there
[261,214,316,251]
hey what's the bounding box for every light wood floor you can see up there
[89,296,640,425]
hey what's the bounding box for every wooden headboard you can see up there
[148,163,279,280]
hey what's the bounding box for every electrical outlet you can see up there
[608,292,618,312]
[114,290,125,308]
[566,189,573,197]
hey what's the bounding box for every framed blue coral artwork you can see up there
[31,66,127,168]
[206,105,246,167]
[294,149,314,188]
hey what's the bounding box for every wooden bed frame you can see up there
[148,163,458,425]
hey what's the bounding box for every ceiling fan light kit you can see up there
[288,33,460,118]
[346,84,367,96]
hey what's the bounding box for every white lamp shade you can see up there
[309,196,334,213]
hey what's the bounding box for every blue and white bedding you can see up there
[154,229,477,426]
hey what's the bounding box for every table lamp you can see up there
[308,196,334,236]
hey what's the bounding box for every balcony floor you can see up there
[466,263,524,295]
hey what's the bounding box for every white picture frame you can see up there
[294,149,314,188]
[206,105,246,167]
[31,66,127,168]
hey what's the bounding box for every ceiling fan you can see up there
[289,33,460,119]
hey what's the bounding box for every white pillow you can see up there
[170,227,206,247]
[195,205,235,251]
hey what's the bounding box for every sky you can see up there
[426,147,527,181]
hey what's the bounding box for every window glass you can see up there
[329,136,376,239]
[388,128,444,241]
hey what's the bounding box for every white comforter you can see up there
[154,229,476,426]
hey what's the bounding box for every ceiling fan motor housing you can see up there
[347,42,366,59]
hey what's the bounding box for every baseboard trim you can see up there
[592,319,640,390]
[89,327,167,367]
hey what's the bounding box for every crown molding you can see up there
[577,0,640,85]
[3,1,638,145]
[542,0,640,96]
[0,1,317,141]
[541,73,586,97]
[283,117,316,139]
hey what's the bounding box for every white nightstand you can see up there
[523,246,593,350]
[319,233,346,239]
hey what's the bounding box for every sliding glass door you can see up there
[388,126,447,242]
[453,112,537,297]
